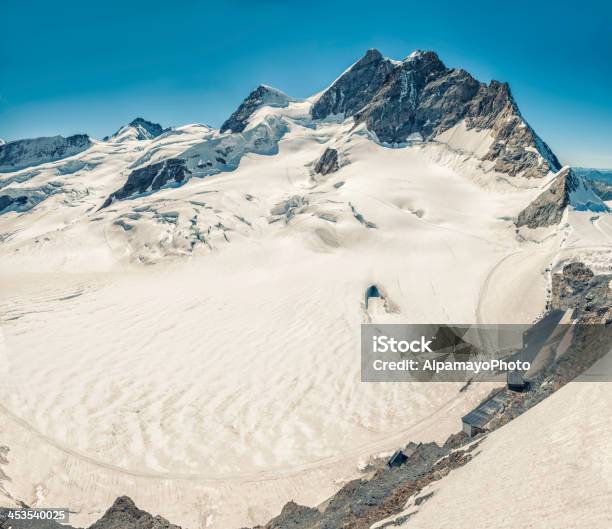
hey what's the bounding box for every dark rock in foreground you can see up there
[89,496,181,529]
[552,262,611,323]
[258,501,321,529]
[101,158,191,208]
[313,147,339,175]
[0,497,182,529]
[0,135,92,173]
[311,49,395,120]
[516,167,578,228]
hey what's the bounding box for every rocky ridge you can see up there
[0,496,182,529]
[221,85,294,133]
[0,134,91,173]
[516,167,609,228]
[106,118,167,142]
[101,158,192,209]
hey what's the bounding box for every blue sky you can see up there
[1,0,610,167]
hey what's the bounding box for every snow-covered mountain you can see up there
[105,117,167,143]
[0,49,610,529]
[574,166,612,202]
[0,133,91,173]
[220,84,295,133]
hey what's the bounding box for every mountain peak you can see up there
[107,118,165,142]
[516,167,609,228]
[404,49,441,63]
[89,495,182,529]
[129,117,164,134]
[359,48,384,63]
[311,49,395,120]
[220,85,294,133]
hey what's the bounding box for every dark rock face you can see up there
[89,496,181,529]
[516,168,577,228]
[128,118,165,139]
[259,501,321,529]
[356,53,560,178]
[313,147,339,175]
[0,194,28,212]
[311,49,395,120]
[251,442,467,529]
[101,158,191,208]
[0,134,92,173]
[516,168,608,228]
[105,118,166,141]
[551,262,611,323]
[313,50,561,178]
[221,85,294,133]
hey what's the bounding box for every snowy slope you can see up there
[398,353,612,529]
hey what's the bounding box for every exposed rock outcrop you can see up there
[0,183,63,214]
[551,262,611,323]
[0,194,27,212]
[313,147,339,175]
[250,441,473,529]
[311,49,395,120]
[0,497,182,529]
[127,118,165,139]
[88,496,181,529]
[101,158,191,208]
[0,134,91,173]
[221,85,294,133]
[256,501,321,529]
[106,118,167,142]
[516,167,608,228]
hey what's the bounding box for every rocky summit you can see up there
[311,48,395,120]
[88,496,182,529]
[221,85,294,133]
[313,49,560,178]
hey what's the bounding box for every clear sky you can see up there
[1,0,610,167]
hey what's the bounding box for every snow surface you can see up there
[0,97,610,528]
[394,352,612,529]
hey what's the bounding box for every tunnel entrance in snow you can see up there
[365,284,382,309]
